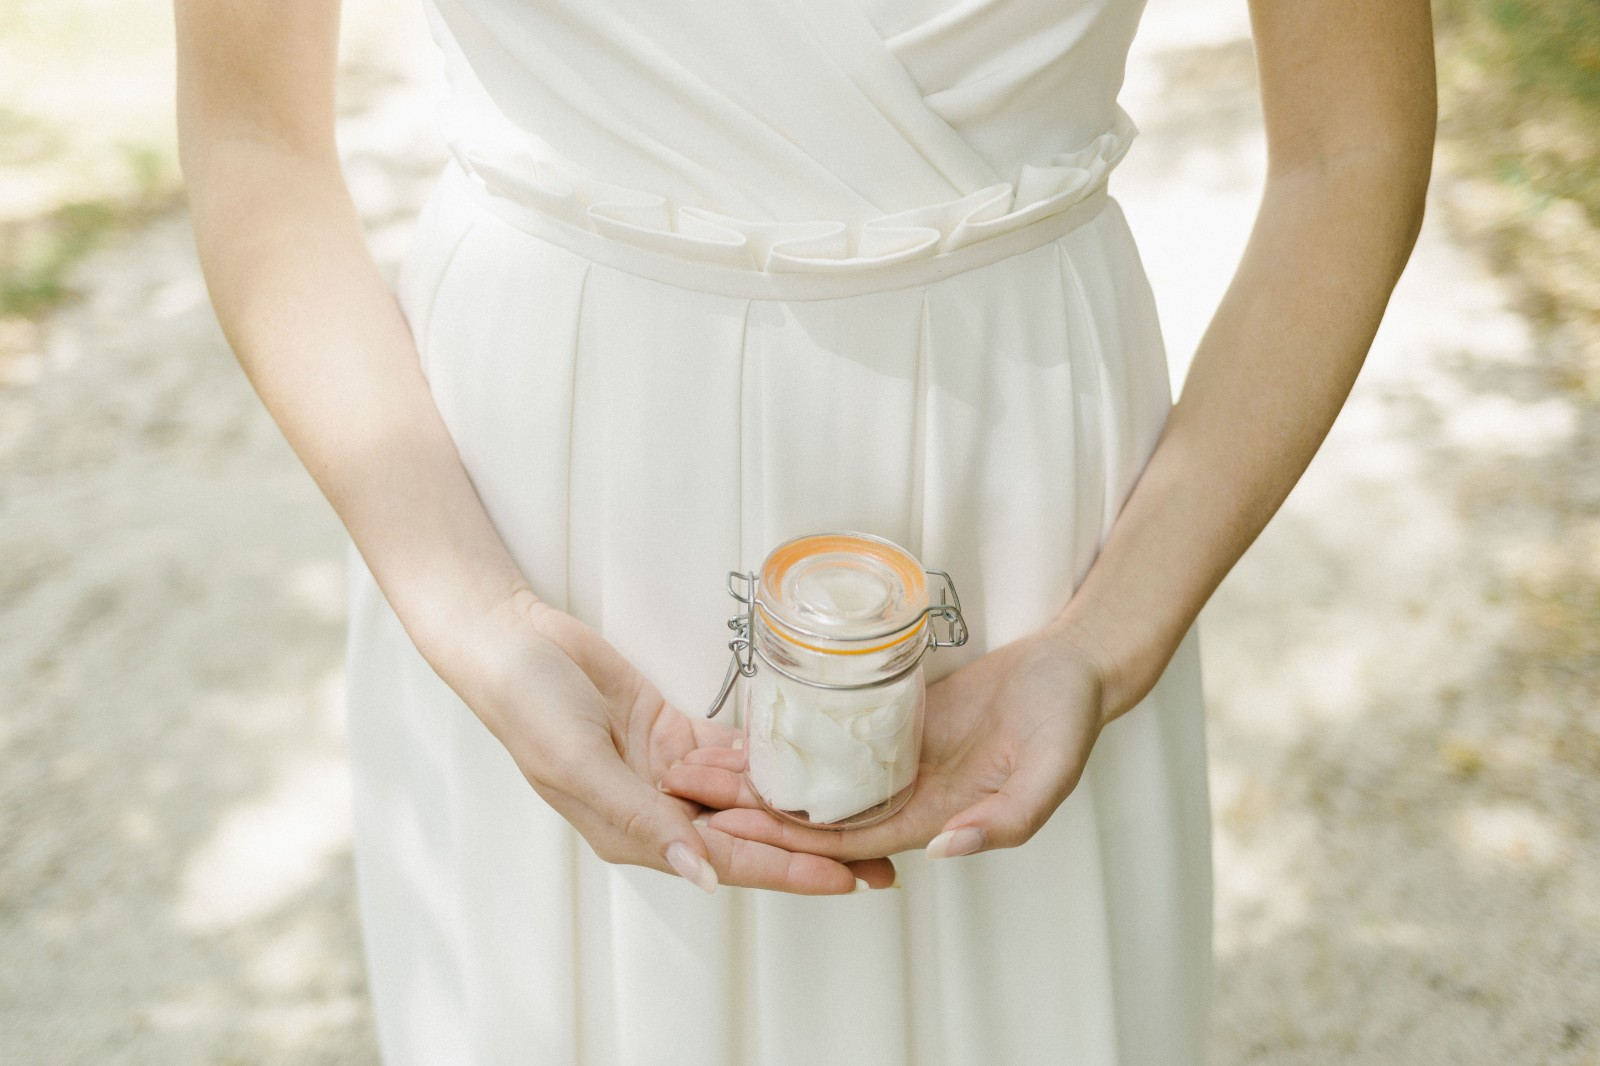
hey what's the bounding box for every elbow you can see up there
[1356,133,1436,279]
[176,85,340,208]
[1388,100,1437,257]
[1268,116,1436,262]
[1407,132,1435,252]
[1390,129,1434,262]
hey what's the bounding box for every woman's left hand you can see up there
[657,623,1114,864]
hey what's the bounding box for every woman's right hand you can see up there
[172,0,893,900]
[450,588,899,896]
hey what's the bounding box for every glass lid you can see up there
[756,531,928,650]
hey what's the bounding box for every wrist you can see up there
[395,573,551,724]
[1044,601,1186,729]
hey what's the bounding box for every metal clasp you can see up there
[923,567,970,649]
[706,570,758,719]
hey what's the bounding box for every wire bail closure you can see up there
[704,566,968,719]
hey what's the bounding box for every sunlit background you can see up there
[1,0,1595,1061]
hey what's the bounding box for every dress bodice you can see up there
[420,0,1149,273]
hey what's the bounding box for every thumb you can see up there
[925,748,1079,858]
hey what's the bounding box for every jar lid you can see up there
[756,531,929,654]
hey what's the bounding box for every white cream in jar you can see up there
[744,649,922,825]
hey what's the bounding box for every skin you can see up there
[663,0,1438,864]
[174,0,892,895]
[175,0,1434,891]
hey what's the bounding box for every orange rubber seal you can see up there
[757,532,928,655]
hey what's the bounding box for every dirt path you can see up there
[1,2,1594,1062]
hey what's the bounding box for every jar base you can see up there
[745,771,916,831]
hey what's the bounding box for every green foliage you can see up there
[0,143,179,319]
[1437,0,1600,222]
[1,200,115,318]
[0,0,181,323]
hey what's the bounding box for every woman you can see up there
[175,0,1434,1062]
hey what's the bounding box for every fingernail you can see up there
[925,826,985,860]
[668,758,684,770]
[657,779,673,792]
[692,813,710,826]
[850,877,871,893]
[889,873,903,889]
[732,736,744,750]
[666,841,718,894]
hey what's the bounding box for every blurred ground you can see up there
[1122,8,1599,1063]
[1,0,1596,1063]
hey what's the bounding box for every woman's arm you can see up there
[1050,0,1438,723]
[176,0,530,703]
[174,0,898,893]
[657,0,1437,861]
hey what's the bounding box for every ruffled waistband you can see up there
[451,107,1134,267]
[443,110,1135,300]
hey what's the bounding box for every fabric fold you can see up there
[456,107,1136,275]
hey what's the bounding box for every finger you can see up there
[695,765,958,861]
[677,745,747,772]
[660,790,705,821]
[696,805,917,864]
[659,762,762,810]
[926,745,1078,857]
[846,857,899,888]
[686,713,745,751]
[693,821,884,895]
[663,770,913,883]
[561,734,723,894]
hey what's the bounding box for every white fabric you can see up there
[344,0,1214,1062]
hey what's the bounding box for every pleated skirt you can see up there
[344,157,1213,1066]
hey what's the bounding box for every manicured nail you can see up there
[666,841,718,894]
[850,878,871,893]
[925,826,985,859]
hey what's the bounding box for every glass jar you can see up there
[705,531,969,831]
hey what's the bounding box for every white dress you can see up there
[344,0,1214,1062]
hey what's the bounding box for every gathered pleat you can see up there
[344,163,1211,1066]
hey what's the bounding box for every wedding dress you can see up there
[344,0,1213,1061]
